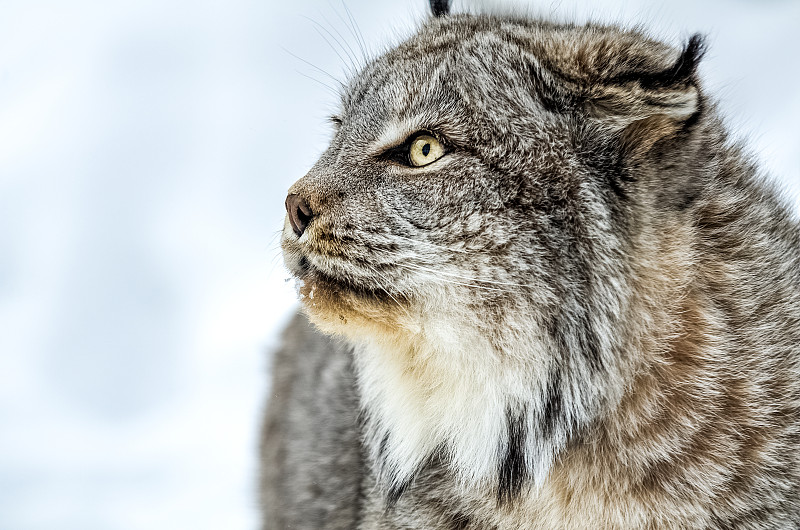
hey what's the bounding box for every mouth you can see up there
[283,241,417,335]
[292,252,389,302]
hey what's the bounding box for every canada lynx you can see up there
[261,1,800,528]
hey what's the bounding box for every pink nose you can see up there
[285,194,313,237]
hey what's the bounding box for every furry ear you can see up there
[429,0,450,17]
[587,35,707,150]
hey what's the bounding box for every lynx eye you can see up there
[408,134,445,167]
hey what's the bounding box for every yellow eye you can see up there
[408,134,445,167]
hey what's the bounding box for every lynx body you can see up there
[262,4,800,528]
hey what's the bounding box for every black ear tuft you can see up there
[429,0,450,17]
[638,34,707,89]
[669,34,707,83]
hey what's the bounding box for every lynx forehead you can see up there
[265,1,800,528]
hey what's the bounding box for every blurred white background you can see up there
[0,0,797,528]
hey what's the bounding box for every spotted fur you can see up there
[262,5,800,529]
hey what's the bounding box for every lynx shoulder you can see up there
[262,1,800,528]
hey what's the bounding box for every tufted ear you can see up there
[429,0,450,17]
[586,35,707,152]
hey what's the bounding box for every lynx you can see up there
[261,1,800,528]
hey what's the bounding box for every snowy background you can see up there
[0,0,797,528]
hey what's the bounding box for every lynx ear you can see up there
[429,0,450,17]
[587,35,707,149]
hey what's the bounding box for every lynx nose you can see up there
[285,194,313,237]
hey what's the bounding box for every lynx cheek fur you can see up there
[261,2,800,528]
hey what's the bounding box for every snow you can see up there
[0,0,797,528]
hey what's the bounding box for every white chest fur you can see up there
[352,314,566,495]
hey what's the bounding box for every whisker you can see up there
[306,14,360,75]
[364,245,528,289]
[319,11,363,72]
[305,18,357,77]
[294,70,340,97]
[394,262,513,293]
[281,46,344,88]
[340,0,369,64]
[364,263,414,319]
[405,262,524,287]
[390,234,470,254]
[268,229,284,247]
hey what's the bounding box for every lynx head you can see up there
[281,1,709,500]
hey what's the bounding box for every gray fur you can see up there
[260,313,362,528]
[262,10,800,530]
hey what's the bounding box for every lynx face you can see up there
[281,14,706,497]
[282,16,700,336]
